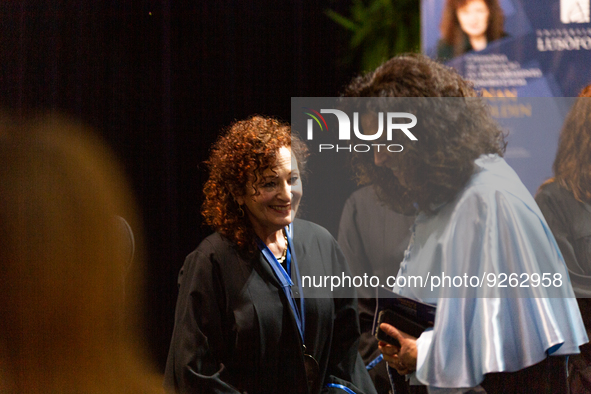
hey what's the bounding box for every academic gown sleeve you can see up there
[163,240,242,394]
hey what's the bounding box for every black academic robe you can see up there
[536,181,591,393]
[164,219,376,394]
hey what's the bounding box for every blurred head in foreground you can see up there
[0,115,159,393]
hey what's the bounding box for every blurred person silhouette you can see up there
[0,114,161,393]
[164,116,376,394]
[338,187,414,394]
[535,84,591,393]
[342,54,587,393]
[437,0,507,60]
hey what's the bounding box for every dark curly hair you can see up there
[342,54,506,215]
[440,0,506,58]
[551,84,591,202]
[202,115,309,255]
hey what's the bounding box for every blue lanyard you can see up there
[366,354,383,370]
[325,383,357,394]
[256,223,306,342]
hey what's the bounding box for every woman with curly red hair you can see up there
[164,116,376,394]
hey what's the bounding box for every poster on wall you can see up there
[422,0,591,97]
[422,0,591,194]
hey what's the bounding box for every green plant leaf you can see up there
[325,9,359,32]
[326,0,420,72]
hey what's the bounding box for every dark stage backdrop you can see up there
[1,0,357,371]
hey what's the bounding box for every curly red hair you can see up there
[202,116,308,255]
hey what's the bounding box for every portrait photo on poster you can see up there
[422,0,525,61]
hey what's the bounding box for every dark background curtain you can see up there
[1,0,357,371]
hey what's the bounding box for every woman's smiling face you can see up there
[456,0,490,39]
[239,146,302,239]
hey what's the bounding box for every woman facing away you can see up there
[437,0,507,60]
[535,84,591,392]
[0,115,161,393]
[164,116,376,394]
[342,54,587,393]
